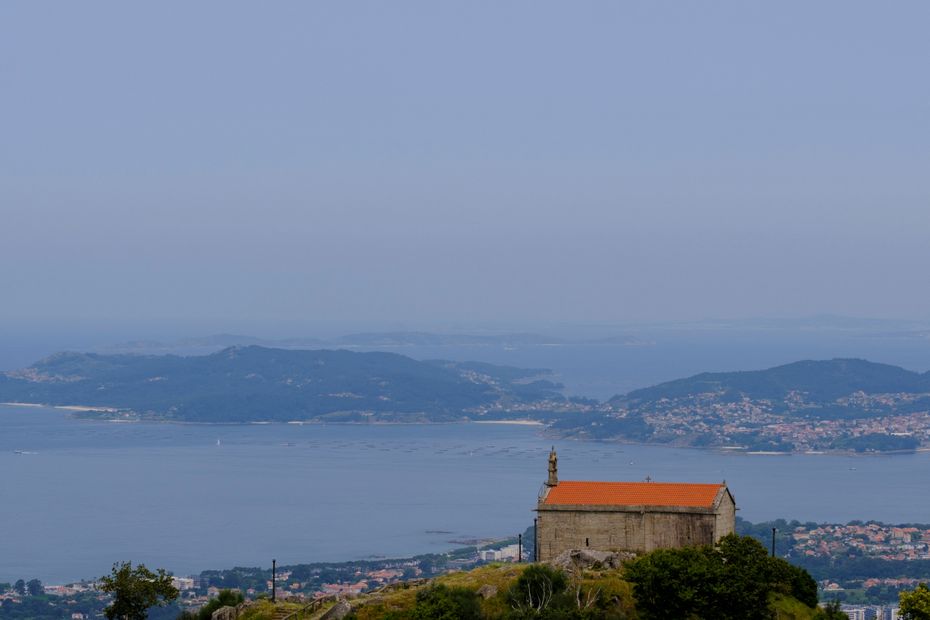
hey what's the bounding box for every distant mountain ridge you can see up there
[615,358,930,405]
[94,331,650,355]
[561,358,930,452]
[0,346,563,423]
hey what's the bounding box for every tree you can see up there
[624,535,818,620]
[778,562,819,609]
[901,583,930,620]
[714,533,778,617]
[26,579,43,597]
[624,546,717,619]
[13,580,25,596]
[196,589,244,620]
[98,562,179,620]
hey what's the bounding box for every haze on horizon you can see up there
[2,2,929,327]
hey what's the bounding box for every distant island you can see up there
[0,346,570,423]
[3,349,930,453]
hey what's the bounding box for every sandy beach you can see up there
[1,402,120,413]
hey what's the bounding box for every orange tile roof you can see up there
[543,481,724,508]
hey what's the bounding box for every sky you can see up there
[2,2,929,327]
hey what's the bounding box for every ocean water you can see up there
[3,405,930,584]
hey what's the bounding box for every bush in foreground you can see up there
[624,534,818,620]
[900,583,930,620]
[411,584,482,620]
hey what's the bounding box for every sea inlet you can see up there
[3,404,929,583]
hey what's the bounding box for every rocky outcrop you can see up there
[477,584,498,599]
[546,549,635,573]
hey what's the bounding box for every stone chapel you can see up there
[534,448,736,560]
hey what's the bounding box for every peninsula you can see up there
[4,350,930,453]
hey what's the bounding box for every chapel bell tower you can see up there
[546,447,558,487]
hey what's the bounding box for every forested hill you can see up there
[613,359,930,406]
[0,346,563,422]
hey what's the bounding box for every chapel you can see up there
[534,448,736,560]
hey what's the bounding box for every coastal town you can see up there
[0,538,526,619]
[792,522,930,563]
[610,391,930,452]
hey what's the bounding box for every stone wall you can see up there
[536,505,727,561]
[714,492,736,539]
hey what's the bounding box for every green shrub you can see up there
[625,534,817,620]
[196,589,244,620]
[410,584,482,620]
[506,564,575,618]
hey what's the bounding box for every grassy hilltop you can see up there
[226,535,832,620]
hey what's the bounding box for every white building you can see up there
[172,577,195,591]
[480,544,522,562]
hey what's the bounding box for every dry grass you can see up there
[346,562,643,619]
[770,593,819,620]
[345,564,525,619]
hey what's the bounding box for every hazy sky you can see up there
[2,2,929,325]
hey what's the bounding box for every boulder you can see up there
[547,548,635,572]
[476,584,498,599]
[211,606,236,620]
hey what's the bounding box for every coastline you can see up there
[1,402,120,413]
[2,401,924,456]
[553,432,926,458]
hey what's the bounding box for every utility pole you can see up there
[272,558,276,603]
[518,533,522,563]
[771,528,777,557]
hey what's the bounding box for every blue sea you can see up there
[3,404,930,584]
